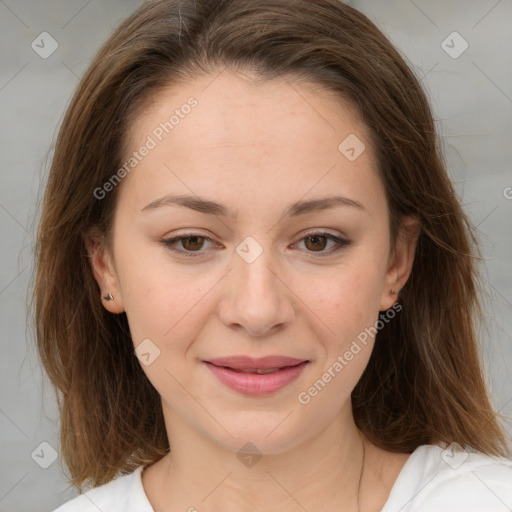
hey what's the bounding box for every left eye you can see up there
[295,233,349,254]
[161,232,350,257]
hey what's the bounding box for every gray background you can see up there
[0,1,511,511]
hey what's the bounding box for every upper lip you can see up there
[204,356,308,370]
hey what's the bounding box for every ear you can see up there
[379,215,420,311]
[84,230,125,314]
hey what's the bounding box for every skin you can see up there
[88,69,419,512]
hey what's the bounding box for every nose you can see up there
[217,242,295,337]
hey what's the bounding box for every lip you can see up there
[203,356,309,395]
[204,355,307,370]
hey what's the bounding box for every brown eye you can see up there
[304,235,328,252]
[296,232,351,256]
[181,236,206,251]
[162,234,216,257]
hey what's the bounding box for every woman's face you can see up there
[91,70,417,454]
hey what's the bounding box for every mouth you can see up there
[216,366,290,374]
[204,355,308,371]
[203,356,309,395]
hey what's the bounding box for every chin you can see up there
[202,412,311,456]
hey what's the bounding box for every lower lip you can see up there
[204,361,308,395]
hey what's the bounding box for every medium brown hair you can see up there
[34,0,511,490]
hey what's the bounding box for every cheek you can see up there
[112,233,206,338]
[121,265,214,346]
[297,260,385,348]
[119,261,216,404]
[294,270,381,416]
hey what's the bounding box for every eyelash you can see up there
[160,232,351,258]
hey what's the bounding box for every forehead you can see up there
[119,70,384,218]
[127,69,371,154]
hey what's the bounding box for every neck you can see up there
[146,402,368,512]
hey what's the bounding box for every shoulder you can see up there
[382,442,512,512]
[53,466,153,512]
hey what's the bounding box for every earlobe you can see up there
[379,215,420,311]
[84,232,125,314]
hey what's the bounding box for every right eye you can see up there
[160,234,219,257]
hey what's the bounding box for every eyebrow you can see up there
[141,194,365,218]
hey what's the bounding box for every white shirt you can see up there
[53,441,512,511]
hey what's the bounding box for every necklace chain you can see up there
[357,433,366,512]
